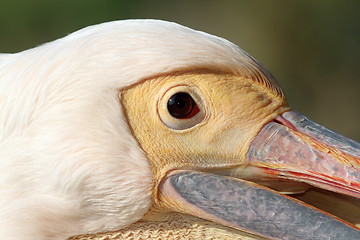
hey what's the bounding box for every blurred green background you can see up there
[1,0,359,141]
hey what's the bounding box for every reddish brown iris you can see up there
[167,92,200,119]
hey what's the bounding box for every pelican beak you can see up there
[158,110,360,239]
[247,110,360,198]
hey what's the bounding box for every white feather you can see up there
[0,19,270,239]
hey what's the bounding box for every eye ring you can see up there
[158,85,205,130]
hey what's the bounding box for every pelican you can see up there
[0,19,359,240]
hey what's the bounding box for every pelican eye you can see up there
[158,86,205,130]
[167,92,200,119]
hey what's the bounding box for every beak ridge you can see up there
[281,111,360,158]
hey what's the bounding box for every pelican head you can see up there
[0,19,359,240]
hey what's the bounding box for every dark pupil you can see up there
[167,92,197,119]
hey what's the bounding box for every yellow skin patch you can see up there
[121,71,289,205]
